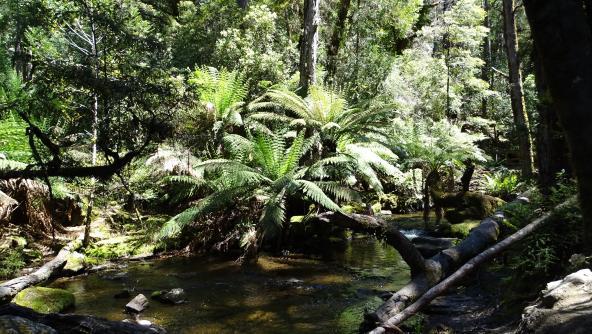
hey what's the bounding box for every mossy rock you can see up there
[436,191,505,224]
[63,252,86,274]
[13,287,75,313]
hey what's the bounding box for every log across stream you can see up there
[45,230,417,334]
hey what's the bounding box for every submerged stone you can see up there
[151,288,186,305]
[13,287,75,314]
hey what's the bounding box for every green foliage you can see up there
[0,248,26,279]
[391,117,487,173]
[158,132,344,241]
[213,4,296,94]
[189,67,248,127]
[0,114,32,162]
[484,170,523,199]
[511,233,558,277]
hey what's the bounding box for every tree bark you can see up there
[370,197,575,332]
[361,194,531,332]
[299,0,320,94]
[502,0,534,178]
[325,0,351,85]
[523,0,592,250]
[0,241,81,303]
[533,49,571,196]
[481,0,492,116]
[460,161,475,192]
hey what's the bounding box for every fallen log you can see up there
[360,194,532,333]
[0,303,166,333]
[0,240,81,303]
[316,212,426,276]
[371,197,576,333]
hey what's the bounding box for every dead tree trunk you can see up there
[0,241,81,303]
[360,194,531,332]
[299,0,321,94]
[371,197,575,332]
[502,0,534,178]
[523,0,592,251]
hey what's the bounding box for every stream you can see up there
[49,233,414,333]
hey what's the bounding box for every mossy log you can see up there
[0,241,81,303]
[361,194,530,333]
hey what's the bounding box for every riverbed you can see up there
[50,235,411,333]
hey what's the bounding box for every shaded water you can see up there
[50,236,410,333]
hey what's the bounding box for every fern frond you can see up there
[293,180,341,212]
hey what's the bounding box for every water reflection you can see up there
[50,235,410,334]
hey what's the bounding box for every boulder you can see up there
[62,252,87,275]
[432,191,505,224]
[151,288,186,305]
[516,269,592,334]
[0,315,57,334]
[125,294,149,314]
[12,287,75,314]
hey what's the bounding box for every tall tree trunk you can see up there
[299,0,320,95]
[523,0,592,251]
[324,0,351,86]
[502,0,534,178]
[83,20,100,247]
[481,0,492,116]
[533,49,571,196]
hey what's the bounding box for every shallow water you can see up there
[50,236,410,333]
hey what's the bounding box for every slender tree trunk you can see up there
[83,20,99,247]
[502,0,534,178]
[523,0,592,251]
[481,0,492,116]
[325,0,351,86]
[299,0,320,95]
